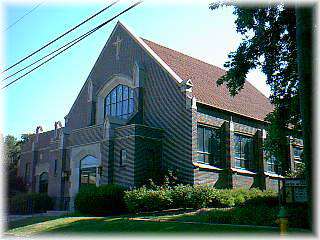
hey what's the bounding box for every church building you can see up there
[18,21,304,210]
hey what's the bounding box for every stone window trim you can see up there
[264,171,284,178]
[230,167,257,176]
[193,162,223,171]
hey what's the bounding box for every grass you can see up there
[7,216,61,230]
[5,211,311,237]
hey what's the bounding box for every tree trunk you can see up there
[295,6,313,230]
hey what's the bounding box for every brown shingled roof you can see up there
[142,38,274,121]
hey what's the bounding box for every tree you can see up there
[295,6,313,231]
[4,135,21,167]
[209,3,314,229]
[4,135,28,196]
[209,4,301,169]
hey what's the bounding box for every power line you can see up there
[1,1,143,90]
[4,2,43,32]
[2,31,91,82]
[2,0,119,74]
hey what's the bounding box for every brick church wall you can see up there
[193,104,279,190]
[113,124,163,188]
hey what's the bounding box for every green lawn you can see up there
[5,213,311,237]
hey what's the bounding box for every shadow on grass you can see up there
[7,216,61,230]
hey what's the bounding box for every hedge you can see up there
[75,184,127,216]
[180,203,308,229]
[9,193,53,214]
[124,185,278,213]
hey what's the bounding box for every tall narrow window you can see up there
[234,134,254,170]
[25,163,30,183]
[120,149,127,166]
[54,159,58,176]
[39,172,48,193]
[80,156,98,186]
[197,125,221,167]
[104,85,135,119]
[265,154,279,174]
[293,146,303,171]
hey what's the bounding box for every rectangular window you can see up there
[293,146,303,171]
[117,85,123,102]
[123,86,128,100]
[265,153,279,174]
[25,163,30,182]
[234,134,254,170]
[111,103,116,116]
[129,98,134,113]
[105,95,111,117]
[106,105,111,116]
[111,90,117,103]
[116,102,122,116]
[120,149,127,166]
[54,159,58,176]
[122,99,128,115]
[197,125,221,167]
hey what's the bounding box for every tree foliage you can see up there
[3,134,31,196]
[209,4,302,171]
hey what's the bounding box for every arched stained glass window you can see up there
[39,172,48,193]
[80,155,98,186]
[104,85,135,119]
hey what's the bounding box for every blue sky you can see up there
[2,1,270,138]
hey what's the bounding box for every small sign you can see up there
[285,178,306,186]
[284,178,307,203]
[294,187,307,202]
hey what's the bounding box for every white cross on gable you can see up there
[112,36,122,60]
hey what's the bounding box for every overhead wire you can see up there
[1,1,143,90]
[2,0,119,74]
[4,2,43,32]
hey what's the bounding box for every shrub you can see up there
[123,185,277,214]
[170,184,194,209]
[191,185,217,209]
[207,205,279,226]
[124,186,172,212]
[243,189,278,207]
[9,193,53,214]
[75,184,127,216]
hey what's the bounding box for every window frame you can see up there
[197,124,221,167]
[293,146,303,171]
[39,172,48,193]
[79,156,98,187]
[104,84,135,119]
[54,159,58,176]
[25,163,30,183]
[265,153,279,174]
[120,149,127,167]
[234,133,254,171]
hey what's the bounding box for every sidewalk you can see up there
[7,211,69,222]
